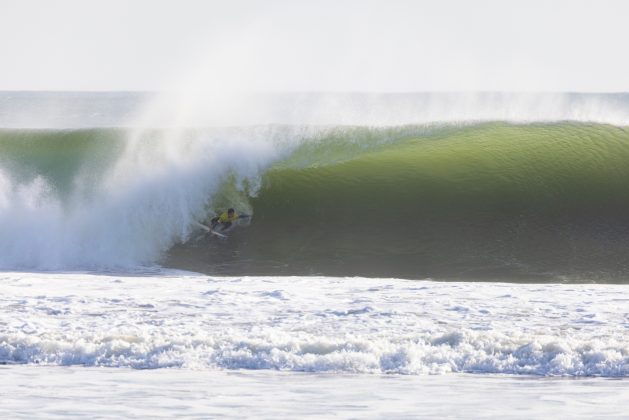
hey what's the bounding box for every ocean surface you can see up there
[1,91,628,417]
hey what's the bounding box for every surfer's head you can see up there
[227,208,235,215]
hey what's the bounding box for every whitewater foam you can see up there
[0,127,304,270]
[1,272,627,376]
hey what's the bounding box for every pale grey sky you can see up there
[1,0,628,92]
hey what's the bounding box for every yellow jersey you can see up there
[218,212,239,223]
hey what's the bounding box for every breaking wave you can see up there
[1,92,629,281]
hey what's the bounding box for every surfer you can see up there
[210,208,249,231]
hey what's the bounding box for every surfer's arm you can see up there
[238,214,251,219]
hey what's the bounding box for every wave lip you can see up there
[2,273,627,377]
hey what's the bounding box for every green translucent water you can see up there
[187,123,629,281]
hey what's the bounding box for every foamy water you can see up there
[2,272,627,376]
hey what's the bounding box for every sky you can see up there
[1,0,628,92]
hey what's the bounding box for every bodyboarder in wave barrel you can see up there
[210,208,250,232]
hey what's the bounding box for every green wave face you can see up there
[171,123,629,281]
[2,123,629,281]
